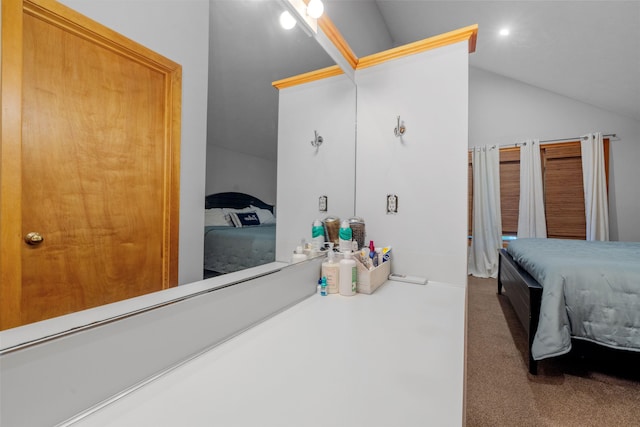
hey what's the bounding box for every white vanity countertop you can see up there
[72,280,466,427]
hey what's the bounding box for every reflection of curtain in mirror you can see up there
[581,132,609,241]
[517,139,547,238]
[468,146,502,278]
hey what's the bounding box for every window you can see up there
[468,140,609,240]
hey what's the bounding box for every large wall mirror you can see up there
[203,0,347,278]
[0,0,357,343]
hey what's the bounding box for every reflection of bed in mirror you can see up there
[204,192,276,277]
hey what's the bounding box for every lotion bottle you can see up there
[321,245,340,294]
[339,251,357,296]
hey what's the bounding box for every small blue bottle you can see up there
[320,276,328,296]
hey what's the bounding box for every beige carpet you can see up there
[465,276,640,427]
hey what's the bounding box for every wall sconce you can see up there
[310,130,323,148]
[394,115,406,137]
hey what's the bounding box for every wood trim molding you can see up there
[357,24,479,70]
[166,60,183,288]
[317,14,358,70]
[272,65,344,89]
[276,23,479,88]
[0,0,25,330]
[24,0,181,73]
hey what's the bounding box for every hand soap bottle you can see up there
[321,245,340,294]
[339,251,357,296]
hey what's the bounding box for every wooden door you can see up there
[1,0,181,329]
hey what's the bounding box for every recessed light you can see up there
[499,28,510,36]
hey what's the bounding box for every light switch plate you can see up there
[386,194,398,214]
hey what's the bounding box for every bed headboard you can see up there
[205,192,274,213]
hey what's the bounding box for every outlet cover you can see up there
[319,195,328,212]
[386,194,398,214]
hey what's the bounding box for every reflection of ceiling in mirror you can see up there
[208,0,335,162]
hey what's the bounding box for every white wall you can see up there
[356,42,470,287]
[59,0,210,283]
[469,67,640,241]
[205,146,277,205]
[276,75,357,261]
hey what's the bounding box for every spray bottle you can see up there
[368,240,378,268]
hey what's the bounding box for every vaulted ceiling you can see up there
[328,0,640,122]
[208,1,639,163]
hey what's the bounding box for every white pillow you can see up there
[204,208,231,226]
[250,205,276,224]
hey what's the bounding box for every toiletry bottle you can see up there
[382,246,392,262]
[348,216,365,250]
[321,246,340,294]
[338,220,352,253]
[312,219,325,252]
[320,277,328,296]
[292,246,308,263]
[368,240,378,268]
[301,238,311,256]
[339,251,357,296]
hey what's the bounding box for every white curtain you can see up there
[468,146,502,278]
[581,132,609,241]
[517,139,547,238]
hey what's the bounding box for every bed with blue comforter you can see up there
[203,192,276,275]
[204,224,276,274]
[498,238,640,374]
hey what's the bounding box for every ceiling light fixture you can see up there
[280,10,297,30]
[306,0,324,19]
[499,28,510,36]
[278,0,319,36]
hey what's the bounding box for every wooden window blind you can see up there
[542,143,586,239]
[468,139,609,240]
[499,149,520,236]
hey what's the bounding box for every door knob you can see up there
[25,232,44,245]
